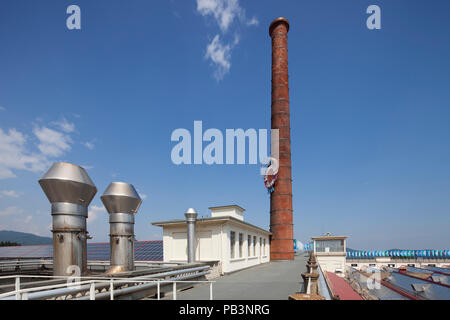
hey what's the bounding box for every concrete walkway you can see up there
[166,253,308,300]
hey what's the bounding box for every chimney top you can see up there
[269,17,290,36]
[185,208,198,221]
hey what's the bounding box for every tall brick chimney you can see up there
[269,17,294,260]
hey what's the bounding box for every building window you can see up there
[263,238,266,255]
[239,233,243,258]
[248,235,251,257]
[369,264,376,267]
[407,264,415,267]
[253,236,257,256]
[315,239,344,253]
[260,237,262,256]
[230,231,235,258]
[351,264,358,267]
[388,264,395,267]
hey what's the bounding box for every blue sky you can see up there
[0,0,449,250]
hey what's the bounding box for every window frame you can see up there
[238,233,244,258]
[230,231,235,259]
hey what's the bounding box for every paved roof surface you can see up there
[325,271,363,300]
[163,254,308,300]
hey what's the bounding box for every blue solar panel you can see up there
[0,241,163,261]
[135,241,163,261]
[87,242,110,260]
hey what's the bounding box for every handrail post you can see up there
[157,280,160,300]
[209,282,213,300]
[90,282,95,300]
[110,280,114,300]
[15,276,20,300]
[173,282,177,300]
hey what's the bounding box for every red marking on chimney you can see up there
[269,17,294,260]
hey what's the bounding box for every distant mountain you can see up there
[0,230,52,245]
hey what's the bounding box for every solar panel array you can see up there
[87,242,110,260]
[135,241,163,261]
[0,241,163,261]
[347,249,450,259]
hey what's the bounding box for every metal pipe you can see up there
[0,266,210,300]
[39,162,97,276]
[76,270,211,300]
[184,208,198,263]
[101,182,142,273]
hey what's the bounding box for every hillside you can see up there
[0,230,52,245]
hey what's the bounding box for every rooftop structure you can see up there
[312,234,347,273]
[209,205,245,221]
[152,206,271,274]
[101,182,142,274]
[269,17,295,261]
[39,162,97,276]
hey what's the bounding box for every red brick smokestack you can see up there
[269,17,294,260]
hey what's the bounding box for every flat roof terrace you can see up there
[163,253,308,300]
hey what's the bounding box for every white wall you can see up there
[316,254,346,273]
[211,207,244,221]
[222,223,270,273]
[162,220,270,274]
[163,223,223,262]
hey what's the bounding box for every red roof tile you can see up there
[326,272,363,300]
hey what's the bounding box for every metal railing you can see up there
[0,269,214,300]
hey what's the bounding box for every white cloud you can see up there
[0,206,24,217]
[246,16,259,26]
[197,0,245,33]
[89,205,106,222]
[0,128,48,179]
[0,190,20,198]
[196,0,257,80]
[0,106,5,111]
[33,126,72,157]
[205,35,233,81]
[0,168,16,179]
[24,215,32,224]
[53,118,75,133]
[0,117,84,179]
[83,141,95,150]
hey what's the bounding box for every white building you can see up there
[312,235,347,273]
[152,205,271,274]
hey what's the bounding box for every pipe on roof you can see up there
[184,208,198,264]
[39,162,97,276]
[101,182,142,274]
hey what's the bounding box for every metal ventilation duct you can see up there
[184,208,198,264]
[39,162,97,276]
[101,182,142,273]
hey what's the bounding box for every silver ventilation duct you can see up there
[184,208,198,264]
[101,182,142,274]
[39,162,97,276]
